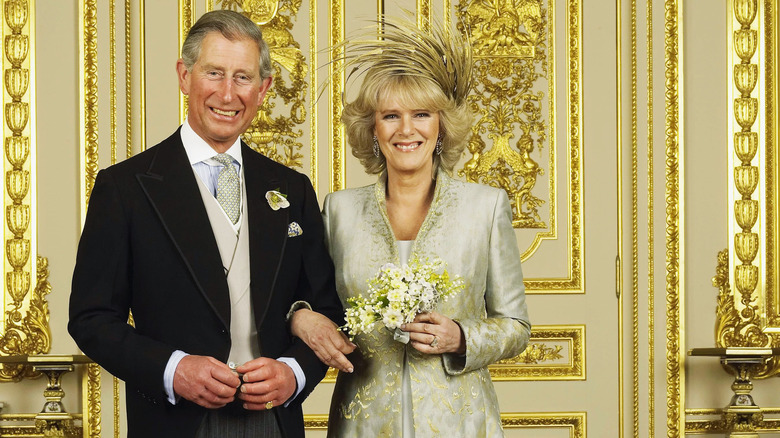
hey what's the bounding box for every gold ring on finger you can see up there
[265,401,274,410]
[430,336,439,348]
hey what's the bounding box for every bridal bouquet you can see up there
[341,257,464,340]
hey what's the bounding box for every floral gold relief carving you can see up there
[457,0,549,229]
[511,342,563,363]
[0,257,51,381]
[219,0,307,169]
[452,0,585,294]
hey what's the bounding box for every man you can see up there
[69,10,343,438]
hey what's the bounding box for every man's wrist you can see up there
[164,350,189,404]
[277,357,305,406]
[285,300,312,323]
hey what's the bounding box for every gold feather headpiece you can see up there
[335,18,474,107]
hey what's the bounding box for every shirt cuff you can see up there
[164,350,189,405]
[285,300,312,323]
[277,357,306,406]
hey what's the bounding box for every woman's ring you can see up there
[430,336,439,348]
[266,401,274,410]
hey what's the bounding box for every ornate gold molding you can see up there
[329,0,344,192]
[686,407,780,433]
[304,412,586,434]
[303,414,329,430]
[110,0,117,165]
[664,0,683,434]
[82,363,101,438]
[0,0,50,382]
[417,0,430,31]
[523,0,582,292]
[308,0,317,189]
[178,0,193,122]
[764,0,777,328]
[125,0,132,159]
[80,0,99,213]
[630,0,641,432]
[501,412,586,435]
[139,0,146,152]
[646,0,656,434]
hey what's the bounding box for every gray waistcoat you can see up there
[194,173,258,366]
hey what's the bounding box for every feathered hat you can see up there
[333,17,474,107]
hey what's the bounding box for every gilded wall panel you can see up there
[489,325,585,381]
[0,0,51,382]
[451,0,583,293]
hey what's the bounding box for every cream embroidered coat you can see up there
[322,171,531,438]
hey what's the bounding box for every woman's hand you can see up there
[402,311,466,355]
[290,308,356,373]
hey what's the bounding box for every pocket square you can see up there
[287,222,303,237]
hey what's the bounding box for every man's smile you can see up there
[211,107,239,117]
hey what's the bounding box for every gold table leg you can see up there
[31,363,79,438]
[721,358,763,438]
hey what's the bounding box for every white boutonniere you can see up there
[266,190,290,211]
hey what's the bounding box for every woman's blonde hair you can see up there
[343,71,472,175]
[336,18,474,175]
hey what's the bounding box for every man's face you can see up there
[176,32,272,152]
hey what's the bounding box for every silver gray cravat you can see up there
[213,153,240,224]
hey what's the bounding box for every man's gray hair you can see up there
[181,9,272,80]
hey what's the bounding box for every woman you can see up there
[291,20,530,437]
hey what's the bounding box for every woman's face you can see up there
[374,95,440,178]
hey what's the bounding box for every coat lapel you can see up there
[242,144,289,325]
[135,132,231,330]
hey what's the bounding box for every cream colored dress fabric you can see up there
[323,170,531,438]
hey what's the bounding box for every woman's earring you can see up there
[435,134,443,155]
[373,136,380,157]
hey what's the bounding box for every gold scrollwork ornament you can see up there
[713,249,780,379]
[457,0,549,229]
[0,257,52,382]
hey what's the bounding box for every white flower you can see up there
[382,307,404,329]
[407,282,422,296]
[420,287,435,304]
[389,279,408,293]
[266,190,290,210]
[387,288,405,303]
